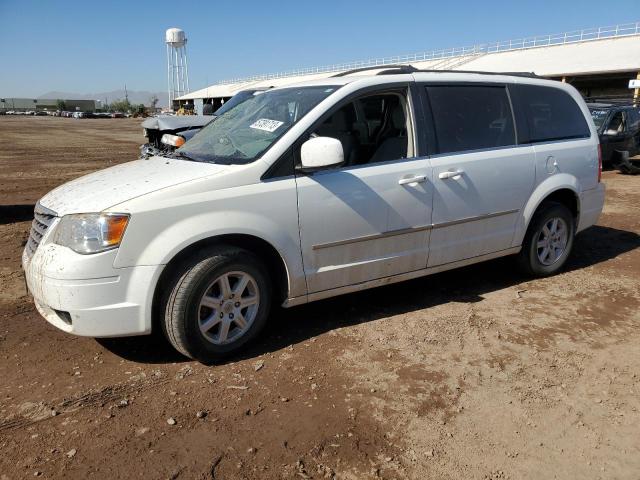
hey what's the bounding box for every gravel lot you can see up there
[1,116,639,479]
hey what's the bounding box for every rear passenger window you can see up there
[516,84,590,143]
[426,86,516,154]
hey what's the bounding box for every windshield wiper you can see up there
[169,151,198,162]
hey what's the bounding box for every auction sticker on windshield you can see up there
[250,119,284,133]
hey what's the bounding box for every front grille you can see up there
[25,204,57,258]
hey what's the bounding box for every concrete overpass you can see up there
[177,22,640,112]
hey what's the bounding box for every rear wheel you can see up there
[162,246,271,362]
[517,202,575,277]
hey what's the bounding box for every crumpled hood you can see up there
[39,156,228,215]
[141,115,213,131]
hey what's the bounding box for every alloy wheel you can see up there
[197,271,260,345]
[536,217,568,266]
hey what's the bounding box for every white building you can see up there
[177,22,640,113]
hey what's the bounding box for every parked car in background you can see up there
[588,102,640,164]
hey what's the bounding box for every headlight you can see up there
[53,213,130,254]
[161,133,185,147]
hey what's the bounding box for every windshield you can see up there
[589,108,609,130]
[178,86,338,164]
[213,90,258,116]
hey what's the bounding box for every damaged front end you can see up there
[140,115,213,159]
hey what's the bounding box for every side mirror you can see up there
[299,136,344,172]
[604,129,619,136]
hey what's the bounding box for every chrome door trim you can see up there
[312,225,432,250]
[311,209,519,250]
[432,208,519,229]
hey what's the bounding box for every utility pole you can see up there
[124,85,129,104]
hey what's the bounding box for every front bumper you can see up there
[23,243,160,337]
[577,183,606,233]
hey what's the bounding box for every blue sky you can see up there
[0,0,638,97]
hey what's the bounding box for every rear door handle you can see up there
[438,169,464,180]
[398,175,427,185]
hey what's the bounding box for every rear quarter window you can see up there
[516,84,590,143]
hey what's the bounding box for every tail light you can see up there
[597,144,602,183]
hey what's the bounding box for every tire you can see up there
[161,246,272,363]
[517,202,575,277]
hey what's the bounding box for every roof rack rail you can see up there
[376,66,419,75]
[413,69,540,78]
[331,64,417,77]
[333,66,541,79]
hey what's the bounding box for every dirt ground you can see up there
[1,116,639,480]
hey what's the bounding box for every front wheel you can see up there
[162,246,271,362]
[517,202,575,277]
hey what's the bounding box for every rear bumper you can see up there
[577,183,606,233]
[23,244,160,337]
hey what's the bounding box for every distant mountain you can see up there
[38,90,169,107]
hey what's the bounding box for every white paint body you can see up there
[23,73,605,337]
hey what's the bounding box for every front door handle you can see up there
[438,169,464,180]
[398,175,427,186]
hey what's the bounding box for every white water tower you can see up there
[166,28,190,105]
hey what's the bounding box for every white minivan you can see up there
[23,67,605,362]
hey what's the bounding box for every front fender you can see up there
[113,181,306,299]
[512,173,581,247]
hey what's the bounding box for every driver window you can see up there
[308,89,413,167]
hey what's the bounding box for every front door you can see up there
[295,87,433,294]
